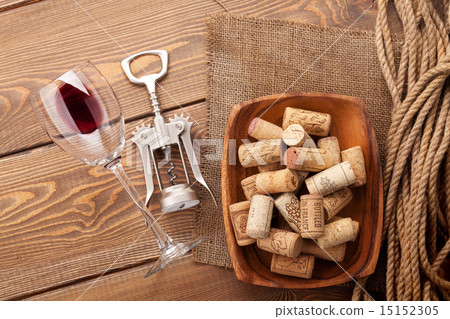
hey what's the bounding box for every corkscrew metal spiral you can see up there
[167,160,177,185]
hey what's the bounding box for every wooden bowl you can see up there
[221,92,383,288]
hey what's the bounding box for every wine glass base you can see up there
[144,236,205,278]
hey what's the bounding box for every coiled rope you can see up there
[353,0,450,301]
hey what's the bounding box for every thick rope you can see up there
[353,0,450,301]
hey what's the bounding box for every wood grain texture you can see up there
[27,255,377,300]
[0,0,224,156]
[223,0,404,32]
[0,102,207,300]
[222,93,382,288]
[225,0,442,30]
[0,0,40,12]
[0,0,410,157]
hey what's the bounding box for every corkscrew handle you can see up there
[121,50,168,115]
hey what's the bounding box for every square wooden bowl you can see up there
[221,92,383,288]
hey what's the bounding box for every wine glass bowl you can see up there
[31,62,125,166]
[30,62,203,277]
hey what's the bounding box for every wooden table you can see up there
[0,0,401,301]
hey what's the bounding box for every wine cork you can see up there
[323,187,353,220]
[299,194,324,239]
[270,254,315,279]
[257,228,303,258]
[302,240,347,262]
[246,195,274,239]
[257,163,285,173]
[255,168,299,194]
[328,216,359,241]
[241,174,258,201]
[229,201,256,246]
[274,193,302,234]
[317,217,356,248]
[284,147,333,172]
[238,139,282,167]
[282,124,306,146]
[282,107,331,137]
[350,219,360,241]
[341,146,367,187]
[291,132,315,194]
[248,117,284,140]
[317,136,341,165]
[305,161,357,196]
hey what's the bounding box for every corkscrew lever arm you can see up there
[177,118,218,207]
[132,125,158,206]
[140,144,155,206]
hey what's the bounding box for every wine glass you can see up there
[29,62,204,277]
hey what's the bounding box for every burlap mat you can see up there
[193,13,402,293]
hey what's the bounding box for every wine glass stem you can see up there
[105,157,172,252]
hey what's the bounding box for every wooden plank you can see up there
[27,255,373,301]
[0,0,40,12]
[0,0,224,156]
[223,0,409,34]
[0,0,404,157]
[225,0,378,29]
[0,101,208,300]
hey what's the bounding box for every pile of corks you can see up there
[229,107,367,279]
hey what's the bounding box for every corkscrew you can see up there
[121,50,217,213]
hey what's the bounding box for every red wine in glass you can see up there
[56,82,103,134]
